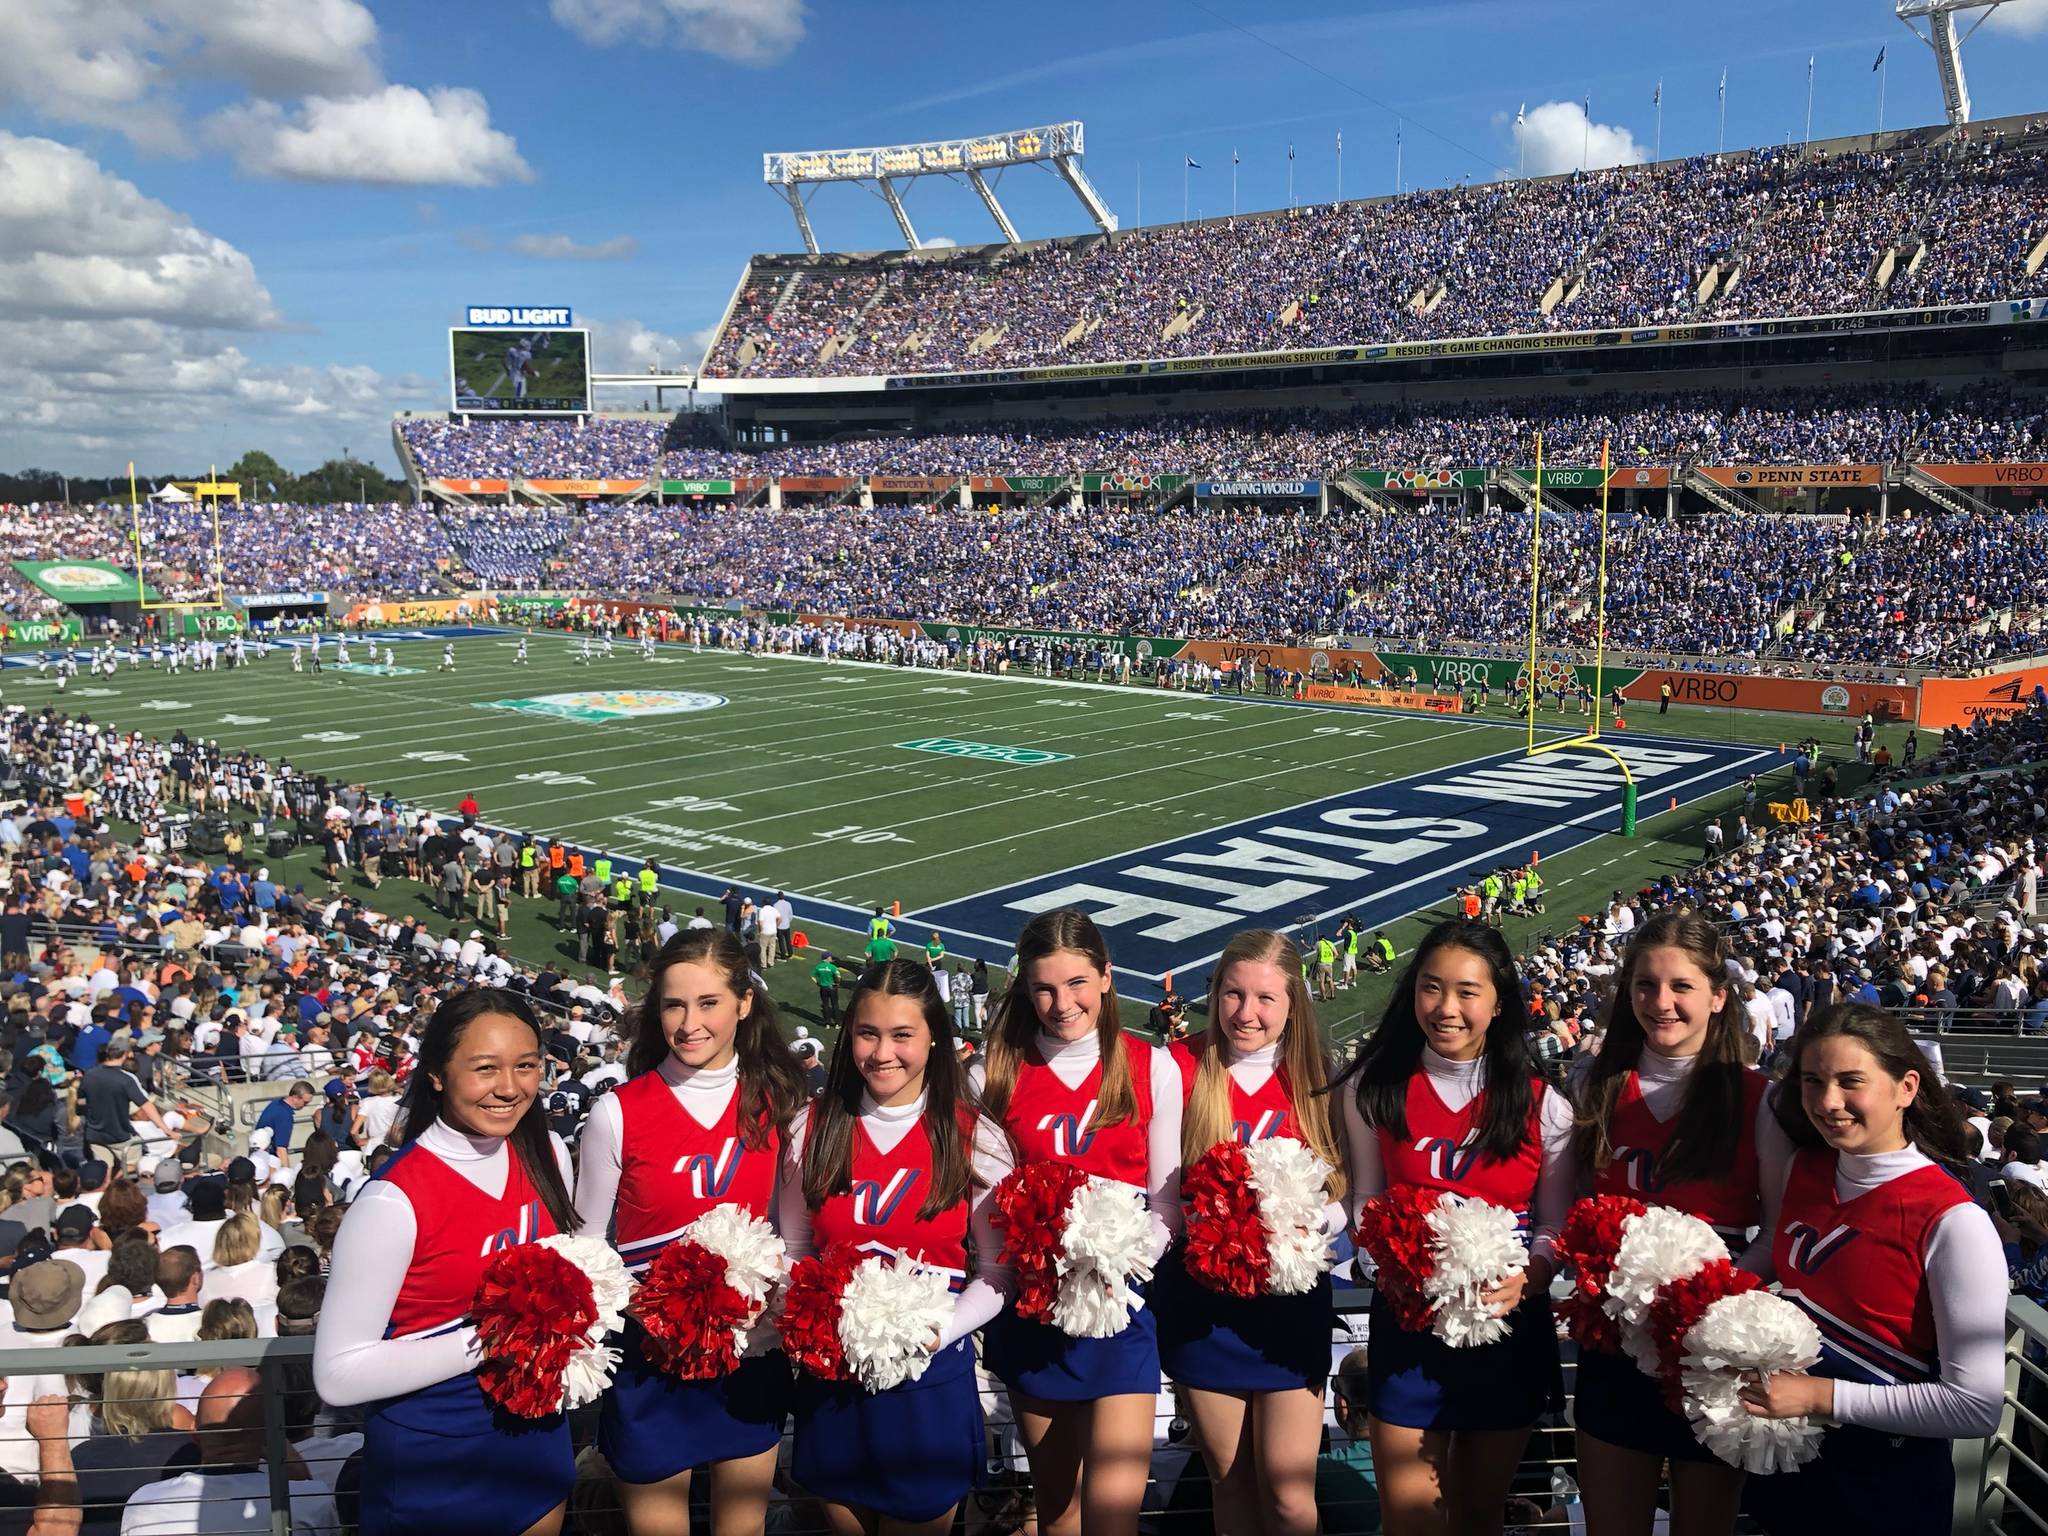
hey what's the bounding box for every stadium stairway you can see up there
[1680,464,1776,518]
[1329,476,1406,516]
[1905,463,2005,517]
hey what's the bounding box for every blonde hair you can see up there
[68,1320,181,1437]
[197,1298,257,1377]
[1182,930,1345,1201]
[259,1187,290,1229]
[212,1214,261,1268]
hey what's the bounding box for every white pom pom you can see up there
[1422,1195,1528,1349]
[559,1340,623,1410]
[837,1257,954,1393]
[1604,1206,1726,1372]
[534,1234,634,1407]
[682,1206,787,1349]
[1053,1177,1155,1339]
[1244,1139,1335,1296]
[1679,1291,1826,1474]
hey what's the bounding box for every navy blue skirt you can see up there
[1155,1247,1333,1392]
[1744,1420,1953,1534]
[1571,1344,1722,1465]
[361,1372,574,1536]
[1365,1287,1562,1432]
[792,1335,985,1522]
[598,1318,792,1485]
[983,1291,1161,1401]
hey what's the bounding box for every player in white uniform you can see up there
[514,637,529,665]
[439,644,456,673]
[506,339,536,402]
[383,646,396,670]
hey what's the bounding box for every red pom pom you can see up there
[1645,1258,1760,1407]
[1356,1185,1445,1333]
[1181,1142,1269,1298]
[1556,1194,1648,1354]
[471,1244,596,1419]
[991,1162,1091,1325]
[782,1243,864,1381]
[632,1239,753,1380]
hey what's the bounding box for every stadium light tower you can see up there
[1895,0,2011,125]
[763,122,1116,254]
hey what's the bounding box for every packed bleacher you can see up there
[398,381,2048,485]
[700,129,2048,378]
[131,504,452,599]
[533,501,2048,668]
[442,509,570,589]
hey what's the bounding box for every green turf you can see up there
[21,632,1913,1044]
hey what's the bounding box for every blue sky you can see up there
[2,0,2045,477]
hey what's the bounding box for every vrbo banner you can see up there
[163,611,241,637]
[1373,651,1647,697]
[1,619,82,645]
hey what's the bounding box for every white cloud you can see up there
[922,235,960,249]
[548,0,806,63]
[1508,99,1646,176]
[0,132,278,328]
[509,232,640,261]
[0,0,380,148]
[585,317,706,373]
[211,86,533,187]
[0,137,427,472]
[1987,0,2048,35]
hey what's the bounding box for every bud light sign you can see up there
[466,306,572,328]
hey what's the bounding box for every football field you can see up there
[4,627,1814,1002]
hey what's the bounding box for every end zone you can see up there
[914,738,1772,986]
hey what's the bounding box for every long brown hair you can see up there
[396,987,576,1236]
[1182,930,1345,1201]
[1572,912,1749,1185]
[625,929,806,1152]
[1773,1002,1970,1169]
[802,959,978,1220]
[980,909,1134,1134]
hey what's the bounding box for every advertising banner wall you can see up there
[12,560,155,604]
[1619,670,1918,720]
[432,479,510,496]
[523,479,646,497]
[1696,465,1882,488]
[1302,682,1464,713]
[1918,666,2048,730]
[1914,463,2048,488]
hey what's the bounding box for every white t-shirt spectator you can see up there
[2001,1159,2047,1190]
[119,1468,337,1533]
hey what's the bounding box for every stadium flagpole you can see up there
[1875,46,1888,142]
[1804,54,1815,149]
[1527,431,1543,754]
[1718,68,1727,154]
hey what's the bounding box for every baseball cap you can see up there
[53,1206,94,1243]
[324,1079,352,1099]
[75,1160,109,1192]
[10,1259,84,1330]
[225,1157,257,1183]
[152,1158,184,1192]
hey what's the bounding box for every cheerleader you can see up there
[1740,1003,2003,1534]
[780,958,1014,1534]
[1335,918,1574,1536]
[574,928,808,1536]
[1567,913,1794,1536]
[973,908,1180,1536]
[312,988,578,1536]
[1158,929,1346,1536]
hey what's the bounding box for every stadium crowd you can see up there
[397,382,2048,484]
[700,132,2048,378]
[530,501,2048,669]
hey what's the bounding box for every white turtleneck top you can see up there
[573,1054,767,1234]
[1339,1045,1575,1264]
[779,1089,1016,1349]
[313,1119,575,1408]
[1771,1143,2004,1439]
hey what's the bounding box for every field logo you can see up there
[1820,685,1852,713]
[898,737,1072,766]
[480,689,727,724]
[333,662,420,677]
[40,565,124,593]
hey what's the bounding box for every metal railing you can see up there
[8,1292,2044,1534]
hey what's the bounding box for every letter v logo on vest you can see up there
[675,1137,743,1200]
[1782,1220,1860,1273]
[850,1167,921,1226]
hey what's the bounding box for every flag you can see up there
[1652,81,1661,107]
[1873,45,1886,71]
[1185,155,1201,169]
[1336,130,1342,153]
[1231,148,1240,166]
[1719,68,1727,100]
[266,480,278,495]
[1807,54,1814,80]
[1287,142,1294,160]
[1516,102,1525,129]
